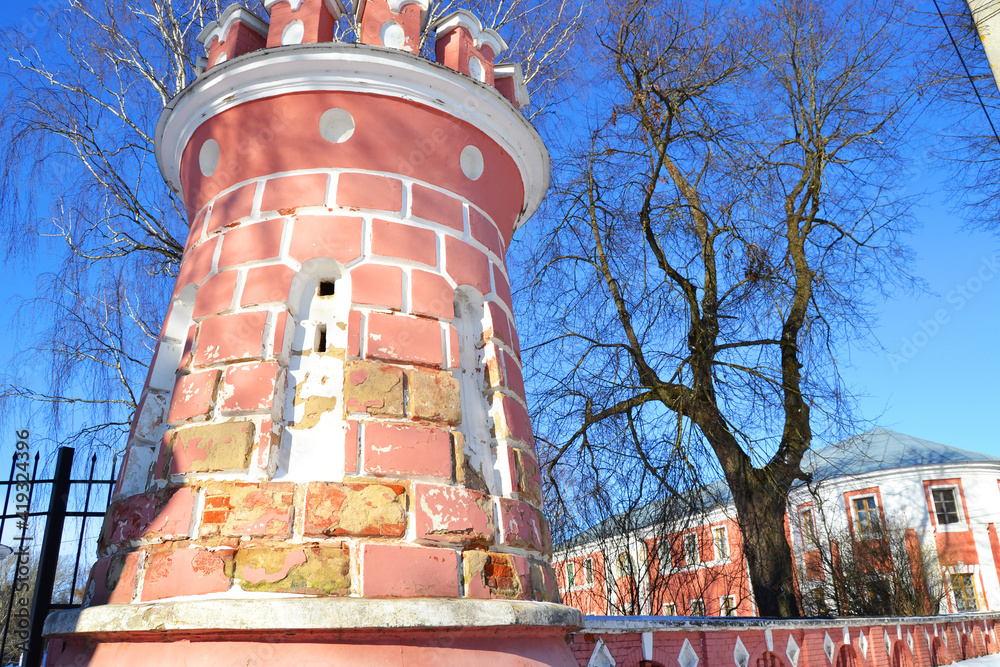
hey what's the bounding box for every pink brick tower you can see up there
[42,1,581,665]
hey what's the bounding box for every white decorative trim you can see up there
[197,4,268,50]
[588,637,616,667]
[734,637,750,667]
[264,0,348,17]
[155,43,548,229]
[641,632,653,660]
[431,9,508,55]
[786,635,801,667]
[494,63,530,108]
[388,0,430,13]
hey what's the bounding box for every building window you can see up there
[664,602,676,615]
[952,573,978,612]
[812,587,829,615]
[800,508,816,545]
[714,527,729,560]
[684,533,699,566]
[932,487,960,525]
[566,562,575,590]
[691,598,705,616]
[659,540,671,569]
[617,552,633,578]
[720,596,737,616]
[853,496,880,537]
[584,558,594,585]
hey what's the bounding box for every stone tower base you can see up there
[43,598,582,666]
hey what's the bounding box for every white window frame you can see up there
[583,558,594,586]
[684,533,700,567]
[713,525,729,561]
[663,602,677,615]
[690,598,705,616]
[799,507,817,545]
[951,572,979,612]
[852,495,881,538]
[565,561,576,591]
[928,484,966,531]
[719,595,737,616]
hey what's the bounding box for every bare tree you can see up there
[526,0,920,617]
[0,0,580,453]
[795,504,946,617]
[551,427,750,616]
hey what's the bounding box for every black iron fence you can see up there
[0,445,117,667]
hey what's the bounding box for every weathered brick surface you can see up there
[208,183,256,234]
[405,368,461,424]
[85,551,141,606]
[366,313,444,366]
[260,173,328,212]
[529,559,561,603]
[511,448,542,504]
[364,423,452,479]
[464,550,530,600]
[200,481,294,538]
[101,486,195,547]
[344,361,404,417]
[140,547,231,601]
[361,543,459,598]
[194,311,267,365]
[219,361,279,413]
[414,483,493,545]
[303,481,405,538]
[165,421,256,475]
[167,369,220,423]
[218,217,284,267]
[234,544,350,595]
[492,395,534,445]
[498,498,550,554]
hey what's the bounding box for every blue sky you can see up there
[0,1,997,461]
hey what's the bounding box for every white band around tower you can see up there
[155,43,549,229]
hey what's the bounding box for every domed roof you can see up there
[799,426,1000,483]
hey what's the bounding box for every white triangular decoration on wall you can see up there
[588,638,616,667]
[884,629,892,656]
[907,630,914,653]
[786,635,801,667]
[734,636,750,667]
[824,632,835,664]
[858,630,869,658]
[679,638,700,667]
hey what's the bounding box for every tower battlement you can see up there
[197,1,529,108]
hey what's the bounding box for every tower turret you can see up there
[43,4,578,665]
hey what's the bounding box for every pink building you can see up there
[554,429,1000,620]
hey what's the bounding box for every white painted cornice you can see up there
[431,9,508,55]
[155,43,547,229]
[263,0,348,19]
[197,5,268,48]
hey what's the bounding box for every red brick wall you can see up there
[569,615,1000,667]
